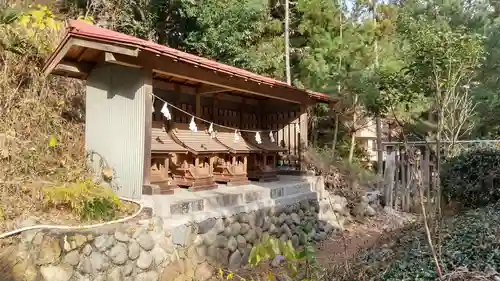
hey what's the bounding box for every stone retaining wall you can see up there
[4,194,354,281]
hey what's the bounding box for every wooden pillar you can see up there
[288,127,292,163]
[153,96,162,121]
[143,69,153,186]
[400,146,406,210]
[256,101,262,129]
[393,146,400,209]
[164,156,170,179]
[213,94,219,124]
[174,84,182,123]
[209,156,214,175]
[283,113,290,161]
[424,146,430,199]
[243,155,248,173]
[239,99,245,129]
[196,88,201,117]
[299,104,308,171]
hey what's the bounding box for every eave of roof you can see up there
[43,20,335,103]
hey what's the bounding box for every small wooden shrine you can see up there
[212,129,256,185]
[42,20,333,199]
[149,121,187,194]
[169,123,228,190]
[241,131,287,182]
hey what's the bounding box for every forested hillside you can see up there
[2,1,500,281]
[52,0,500,154]
[1,0,498,218]
[2,0,499,162]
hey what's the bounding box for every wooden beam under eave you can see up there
[73,38,139,57]
[105,52,142,69]
[76,47,90,62]
[154,80,230,96]
[199,89,231,96]
[43,38,76,76]
[55,60,93,76]
[198,84,228,95]
[154,79,230,97]
[105,52,310,104]
[44,36,141,77]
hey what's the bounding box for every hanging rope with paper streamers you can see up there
[150,93,300,140]
[160,103,172,120]
[295,122,300,133]
[234,130,240,143]
[269,131,275,143]
[208,123,214,138]
[255,131,262,144]
[189,117,198,132]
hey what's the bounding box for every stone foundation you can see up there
[3,176,354,281]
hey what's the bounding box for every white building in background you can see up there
[355,117,390,163]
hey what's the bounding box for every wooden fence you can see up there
[381,140,500,212]
[382,142,435,212]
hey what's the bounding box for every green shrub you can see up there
[441,146,500,207]
[215,229,326,281]
[42,179,121,221]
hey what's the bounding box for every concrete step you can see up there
[162,190,320,229]
[142,176,320,219]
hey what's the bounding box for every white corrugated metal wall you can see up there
[85,64,151,199]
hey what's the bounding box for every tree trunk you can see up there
[348,132,356,163]
[435,101,443,259]
[331,113,339,157]
[284,0,291,85]
[348,95,358,163]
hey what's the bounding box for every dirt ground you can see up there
[315,208,417,266]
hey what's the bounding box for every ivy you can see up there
[353,203,500,281]
[441,145,500,207]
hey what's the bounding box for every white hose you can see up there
[0,197,144,239]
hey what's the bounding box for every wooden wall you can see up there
[152,81,306,169]
[152,85,195,124]
[262,102,302,168]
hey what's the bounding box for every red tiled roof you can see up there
[45,20,333,102]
